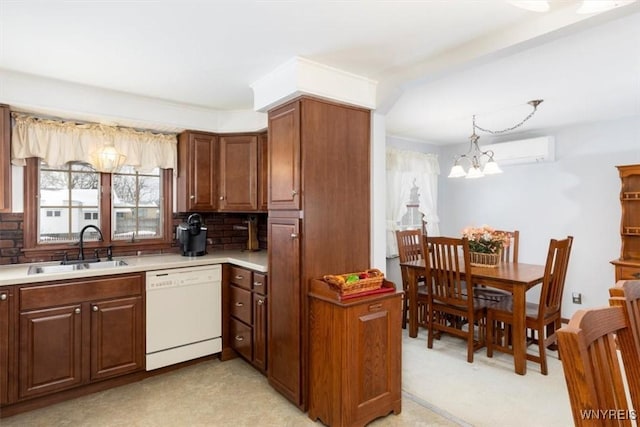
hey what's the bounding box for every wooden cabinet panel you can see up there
[90,296,143,381]
[253,272,267,296]
[267,216,301,405]
[253,294,267,373]
[19,304,83,399]
[229,266,252,290]
[0,105,10,213]
[230,317,252,361]
[258,132,268,211]
[308,280,402,427]
[612,165,640,279]
[219,135,258,211]
[268,102,300,210]
[177,131,218,212]
[0,288,11,404]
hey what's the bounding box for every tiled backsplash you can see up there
[0,212,268,265]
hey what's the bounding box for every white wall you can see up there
[439,116,640,318]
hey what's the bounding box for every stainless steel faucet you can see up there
[78,225,104,260]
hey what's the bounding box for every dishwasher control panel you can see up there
[146,264,222,290]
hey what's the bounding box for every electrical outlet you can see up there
[572,292,582,304]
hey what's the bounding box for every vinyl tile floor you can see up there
[0,356,458,427]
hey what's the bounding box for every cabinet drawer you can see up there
[230,266,252,290]
[230,285,252,324]
[253,273,267,296]
[230,317,252,361]
[616,265,640,280]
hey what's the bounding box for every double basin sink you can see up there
[28,260,128,275]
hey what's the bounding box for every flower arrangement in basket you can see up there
[461,225,511,267]
[322,269,384,296]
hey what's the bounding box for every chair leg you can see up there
[402,293,408,329]
[487,314,494,358]
[538,326,548,375]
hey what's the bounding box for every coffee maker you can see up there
[177,213,207,256]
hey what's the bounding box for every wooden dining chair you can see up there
[474,229,520,302]
[396,229,427,329]
[557,306,633,427]
[425,236,495,363]
[609,279,640,412]
[486,236,573,375]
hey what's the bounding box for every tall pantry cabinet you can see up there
[267,96,371,409]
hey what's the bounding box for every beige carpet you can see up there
[402,328,573,427]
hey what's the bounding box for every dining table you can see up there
[400,259,546,375]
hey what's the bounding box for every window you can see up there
[24,158,172,252]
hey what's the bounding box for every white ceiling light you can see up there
[508,1,550,12]
[448,100,543,179]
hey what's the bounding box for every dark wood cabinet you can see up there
[0,287,12,404]
[0,105,11,213]
[16,274,144,400]
[90,296,143,381]
[258,132,268,211]
[308,280,402,426]
[219,135,258,211]
[225,265,268,373]
[268,102,301,210]
[177,131,218,212]
[612,165,640,280]
[267,96,371,409]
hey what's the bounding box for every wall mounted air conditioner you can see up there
[483,136,555,166]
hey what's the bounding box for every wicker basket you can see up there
[322,269,384,296]
[470,251,501,268]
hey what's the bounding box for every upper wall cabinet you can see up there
[267,101,300,210]
[177,131,218,212]
[219,135,258,212]
[258,132,268,211]
[0,105,11,213]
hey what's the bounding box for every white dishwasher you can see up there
[146,264,222,370]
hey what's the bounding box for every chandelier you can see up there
[448,100,543,179]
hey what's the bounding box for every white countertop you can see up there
[0,250,268,286]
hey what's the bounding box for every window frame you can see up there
[23,157,174,258]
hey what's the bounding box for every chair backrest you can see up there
[423,236,473,307]
[495,229,519,263]
[538,236,573,319]
[396,229,424,263]
[557,306,632,427]
[609,280,640,412]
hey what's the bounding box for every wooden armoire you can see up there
[267,96,371,410]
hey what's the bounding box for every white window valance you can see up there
[11,113,178,173]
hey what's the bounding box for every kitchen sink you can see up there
[28,260,128,275]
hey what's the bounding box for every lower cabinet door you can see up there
[230,317,253,361]
[90,296,143,381]
[19,304,83,399]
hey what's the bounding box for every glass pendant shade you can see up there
[465,166,484,179]
[448,164,467,178]
[91,143,126,173]
[482,159,503,175]
[508,0,550,12]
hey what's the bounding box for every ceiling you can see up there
[1,0,639,145]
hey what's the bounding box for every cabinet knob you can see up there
[75,308,81,314]
[235,275,244,280]
[235,302,244,307]
[253,282,263,287]
[0,293,7,301]
[92,305,99,312]
[290,233,298,239]
[190,195,195,200]
[257,299,264,305]
[291,190,297,196]
[235,335,244,341]
[219,196,225,200]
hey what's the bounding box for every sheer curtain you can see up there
[386,148,440,257]
[11,113,178,172]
